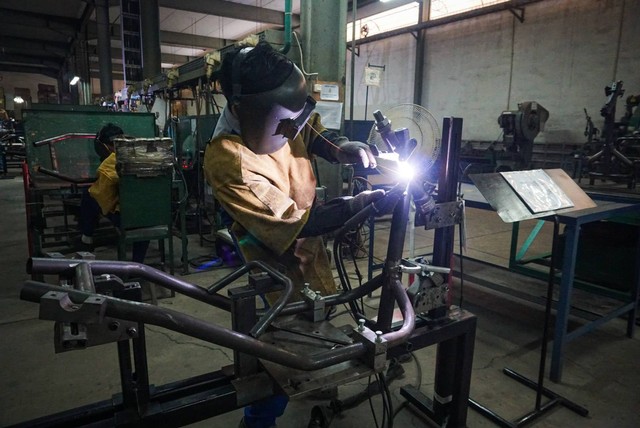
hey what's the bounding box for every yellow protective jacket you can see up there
[88,153,119,215]
[203,113,337,302]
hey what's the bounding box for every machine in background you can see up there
[459,101,549,179]
[496,101,549,171]
[586,80,640,188]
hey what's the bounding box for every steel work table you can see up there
[549,202,640,382]
[464,174,640,383]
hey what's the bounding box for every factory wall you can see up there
[346,0,639,144]
[0,72,58,112]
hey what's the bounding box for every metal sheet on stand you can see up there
[470,168,596,223]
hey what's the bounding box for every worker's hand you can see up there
[347,189,386,215]
[334,140,377,169]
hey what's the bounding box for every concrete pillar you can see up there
[96,0,114,97]
[301,0,347,85]
[301,0,348,199]
[140,0,162,80]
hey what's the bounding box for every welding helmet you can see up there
[232,48,316,154]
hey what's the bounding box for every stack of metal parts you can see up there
[115,137,174,176]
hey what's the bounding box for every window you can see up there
[429,0,509,19]
[346,1,511,42]
[346,2,420,42]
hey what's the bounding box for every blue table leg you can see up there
[550,223,580,382]
[627,228,640,338]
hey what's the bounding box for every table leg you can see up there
[550,224,580,382]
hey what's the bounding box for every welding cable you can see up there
[380,373,394,428]
[188,255,224,271]
[367,375,381,428]
[331,187,405,320]
[458,220,465,308]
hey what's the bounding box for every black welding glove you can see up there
[299,190,386,237]
[311,131,377,169]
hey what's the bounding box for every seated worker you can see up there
[203,41,384,428]
[78,123,149,264]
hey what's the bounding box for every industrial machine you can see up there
[459,101,549,180]
[587,81,640,188]
[496,101,549,171]
[15,107,476,428]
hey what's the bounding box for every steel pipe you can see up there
[380,278,415,347]
[74,262,95,293]
[21,281,367,371]
[28,258,231,311]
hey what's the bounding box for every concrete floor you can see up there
[1,173,639,427]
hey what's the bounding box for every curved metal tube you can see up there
[380,278,415,347]
[21,281,366,371]
[245,261,293,338]
[28,258,231,311]
[37,166,95,184]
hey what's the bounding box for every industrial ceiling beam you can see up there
[0,25,72,44]
[0,54,63,70]
[0,64,60,79]
[87,22,227,49]
[85,46,191,66]
[0,8,77,37]
[158,31,225,49]
[0,37,69,57]
[157,0,300,26]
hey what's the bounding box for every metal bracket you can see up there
[39,291,139,352]
[300,284,326,322]
[417,200,464,230]
[351,325,387,372]
[509,6,525,23]
[39,291,107,324]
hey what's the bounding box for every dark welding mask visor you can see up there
[274,95,316,140]
[236,65,311,154]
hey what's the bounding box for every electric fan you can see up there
[366,103,441,179]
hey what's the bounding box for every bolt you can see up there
[375,330,383,343]
[126,327,137,337]
[108,321,120,331]
[358,319,366,332]
[314,291,322,301]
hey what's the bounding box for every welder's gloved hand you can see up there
[332,138,377,169]
[298,190,386,238]
[346,189,386,216]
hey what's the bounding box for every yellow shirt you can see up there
[203,113,337,302]
[88,152,119,215]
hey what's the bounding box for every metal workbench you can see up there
[549,202,640,381]
[462,180,640,383]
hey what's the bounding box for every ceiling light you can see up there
[13,96,24,104]
[70,76,80,85]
